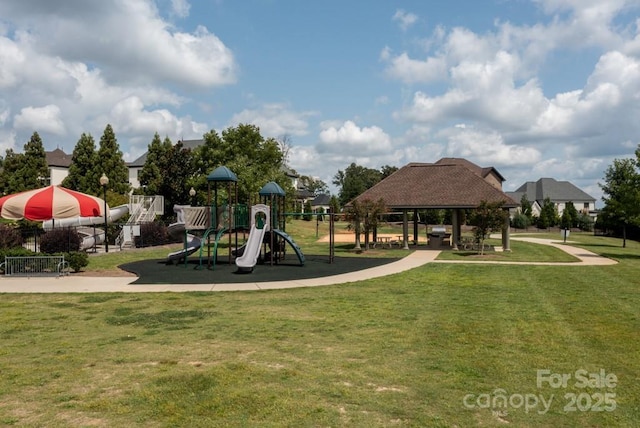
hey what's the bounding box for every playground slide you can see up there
[42,205,129,230]
[76,226,105,251]
[167,222,201,263]
[235,225,268,272]
[272,229,305,265]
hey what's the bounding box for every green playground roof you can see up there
[207,166,238,182]
[259,181,286,196]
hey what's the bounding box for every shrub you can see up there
[135,222,170,248]
[40,228,81,253]
[511,213,530,230]
[65,251,89,272]
[0,224,24,248]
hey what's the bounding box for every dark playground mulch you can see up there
[119,254,398,285]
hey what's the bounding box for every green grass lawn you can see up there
[1,224,638,426]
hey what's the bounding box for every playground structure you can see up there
[42,204,129,250]
[166,166,305,273]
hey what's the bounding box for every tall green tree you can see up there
[0,149,24,195]
[537,197,558,229]
[600,157,640,247]
[139,133,172,195]
[97,124,130,195]
[9,132,50,192]
[196,124,288,204]
[62,133,100,194]
[520,194,533,220]
[139,136,195,218]
[333,163,383,207]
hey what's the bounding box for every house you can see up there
[506,178,596,218]
[45,148,72,185]
[311,194,332,213]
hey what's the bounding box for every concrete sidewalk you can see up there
[0,250,442,293]
[0,238,616,293]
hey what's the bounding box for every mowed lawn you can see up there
[0,224,639,427]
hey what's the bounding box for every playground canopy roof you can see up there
[350,162,518,209]
[207,166,237,182]
[259,181,286,197]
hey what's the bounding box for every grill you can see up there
[427,226,451,248]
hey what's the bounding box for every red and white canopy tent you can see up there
[0,185,108,221]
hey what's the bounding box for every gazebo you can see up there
[350,160,518,250]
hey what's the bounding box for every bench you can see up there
[1,256,69,277]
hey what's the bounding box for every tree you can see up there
[139,133,172,195]
[380,165,398,179]
[139,136,195,219]
[563,202,579,228]
[97,124,130,195]
[0,149,24,195]
[537,197,558,229]
[600,157,640,247]
[333,163,382,207]
[62,133,100,194]
[299,175,329,196]
[468,200,508,255]
[10,132,49,192]
[520,194,533,221]
[360,198,386,251]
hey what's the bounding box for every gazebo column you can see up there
[402,209,410,250]
[451,209,459,250]
[502,209,511,252]
[413,209,418,244]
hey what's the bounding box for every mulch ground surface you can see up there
[120,254,397,285]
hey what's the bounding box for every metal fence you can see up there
[1,256,69,277]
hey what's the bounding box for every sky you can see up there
[2,0,640,203]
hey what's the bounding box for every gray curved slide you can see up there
[166,222,201,263]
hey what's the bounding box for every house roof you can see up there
[507,178,595,204]
[46,148,72,168]
[351,162,517,209]
[434,157,505,182]
[311,194,331,206]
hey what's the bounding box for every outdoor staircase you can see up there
[116,195,164,249]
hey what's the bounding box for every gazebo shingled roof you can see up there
[352,163,517,209]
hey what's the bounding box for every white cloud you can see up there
[14,105,66,135]
[440,125,542,166]
[317,120,392,155]
[229,104,316,138]
[392,9,418,32]
[171,0,190,18]
[0,1,237,88]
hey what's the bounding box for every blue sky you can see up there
[2,0,640,202]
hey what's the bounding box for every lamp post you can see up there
[100,173,109,253]
[189,187,196,206]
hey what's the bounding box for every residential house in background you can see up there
[45,148,72,185]
[311,194,332,213]
[506,178,597,219]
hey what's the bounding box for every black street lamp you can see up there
[100,173,109,253]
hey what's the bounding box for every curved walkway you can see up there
[0,238,615,293]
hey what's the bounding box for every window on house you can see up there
[584,202,589,209]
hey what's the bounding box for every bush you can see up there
[65,251,89,272]
[0,224,24,248]
[511,213,531,229]
[578,214,594,232]
[40,228,81,253]
[135,222,170,248]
